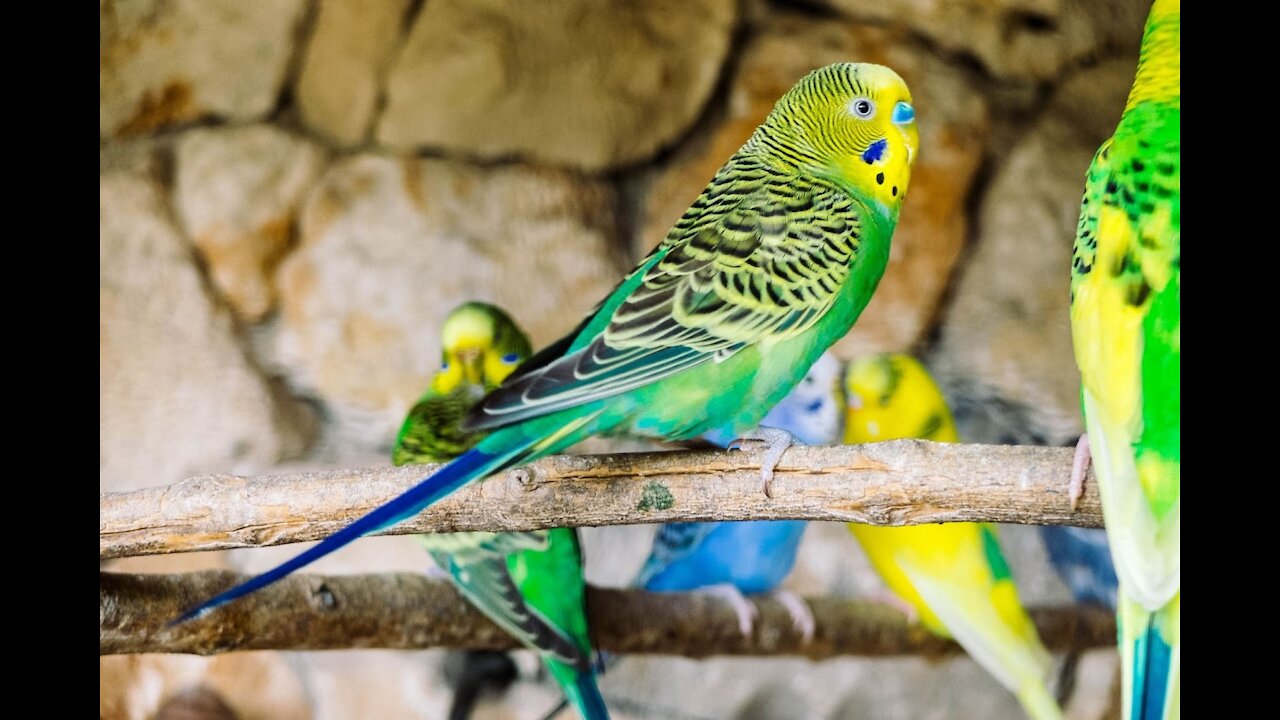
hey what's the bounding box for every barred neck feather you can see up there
[1126,0,1179,111]
[742,129,823,175]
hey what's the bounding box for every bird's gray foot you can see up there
[730,425,804,498]
[698,583,759,638]
[769,589,816,644]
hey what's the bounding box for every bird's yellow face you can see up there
[430,303,529,394]
[841,353,958,444]
[766,62,920,212]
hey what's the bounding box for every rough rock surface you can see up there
[810,0,1148,80]
[100,653,309,720]
[377,0,739,171]
[174,125,327,321]
[929,58,1137,447]
[273,155,624,449]
[101,166,311,491]
[294,0,414,147]
[100,0,309,136]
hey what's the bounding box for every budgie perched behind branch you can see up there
[392,302,607,720]
[392,302,534,466]
[1068,0,1180,717]
[639,351,844,637]
[842,354,1062,720]
[535,353,843,720]
[176,62,921,628]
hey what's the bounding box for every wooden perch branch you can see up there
[101,441,1101,560]
[101,570,1116,658]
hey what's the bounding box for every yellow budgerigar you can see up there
[843,353,1062,720]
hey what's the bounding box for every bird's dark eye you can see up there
[501,353,520,364]
[441,361,450,370]
[849,98,875,119]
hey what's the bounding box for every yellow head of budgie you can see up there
[430,302,534,394]
[842,353,958,444]
[754,63,920,212]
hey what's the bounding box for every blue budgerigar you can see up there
[534,353,843,720]
[638,352,843,638]
[1038,525,1118,610]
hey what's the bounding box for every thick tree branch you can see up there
[100,571,1116,658]
[100,441,1101,560]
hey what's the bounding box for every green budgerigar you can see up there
[1069,1,1179,718]
[392,302,534,465]
[392,302,606,719]
[177,63,922,643]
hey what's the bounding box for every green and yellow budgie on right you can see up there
[1069,0,1179,718]
[842,354,1062,720]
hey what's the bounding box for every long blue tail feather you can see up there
[570,669,610,720]
[1133,614,1172,720]
[172,444,513,625]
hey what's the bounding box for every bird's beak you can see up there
[892,102,918,165]
[458,348,484,385]
[892,102,915,125]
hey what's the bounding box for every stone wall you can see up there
[100,0,1149,717]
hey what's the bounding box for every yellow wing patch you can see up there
[1071,205,1147,440]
